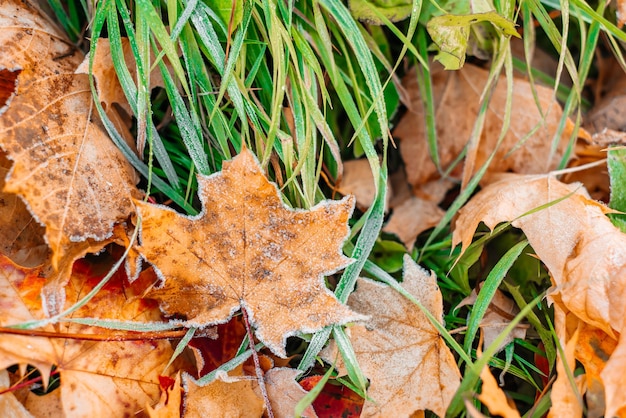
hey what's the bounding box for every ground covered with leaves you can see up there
[1,0,626,416]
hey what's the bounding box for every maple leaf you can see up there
[0,0,139,270]
[135,148,363,357]
[452,173,626,416]
[0,254,176,416]
[393,63,571,190]
[322,255,461,417]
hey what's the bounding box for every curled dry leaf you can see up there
[136,148,364,357]
[0,254,175,417]
[0,0,139,270]
[453,173,626,416]
[393,63,571,190]
[476,356,521,418]
[0,369,31,418]
[322,255,460,417]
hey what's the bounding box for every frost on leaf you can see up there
[0,0,139,270]
[135,148,363,357]
[0,254,175,416]
[323,255,461,417]
[183,367,265,418]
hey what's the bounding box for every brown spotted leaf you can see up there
[322,255,461,417]
[0,0,139,269]
[135,148,363,357]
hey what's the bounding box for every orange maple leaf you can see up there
[135,148,364,357]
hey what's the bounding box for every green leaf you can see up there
[349,0,413,24]
[204,0,243,28]
[608,146,626,232]
[427,11,519,70]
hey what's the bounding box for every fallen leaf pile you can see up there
[3,0,626,416]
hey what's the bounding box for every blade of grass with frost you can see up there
[416,27,441,172]
[318,0,388,146]
[135,0,190,95]
[259,6,289,164]
[192,344,263,386]
[463,241,528,354]
[333,326,369,396]
[188,2,248,130]
[89,0,195,213]
[180,26,235,160]
[525,0,580,94]
[447,294,545,416]
[157,61,210,175]
[135,5,152,172]
[555,1,603,169]
[110,0,181,191]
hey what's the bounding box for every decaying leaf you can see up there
[453,173,626,416]
[338,159,390,211]
[427,12,519,70]
[0,150,47,266]
[262,368,317,418]
[299,376,365,417]
[0,254,175,416]
[183,367,265,418]
[383,195,444,249]
[136,148,363,357]
[323,255,460,417]
[0,0,139,270]
[393,64,571,191]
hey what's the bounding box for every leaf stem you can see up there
[241,306,274,418]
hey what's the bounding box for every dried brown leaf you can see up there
[263,368,317,418]
[338,159,390,211]
[453,173,626,416]
[0,150,47,266]
[0,254,175,416]
[383,196,444,249]
[394,64,570,190]
[183,368,265,418]
[323,255,460,417]
[0,0,139,270]
[136,148,363,356]
[476,362,521,418]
